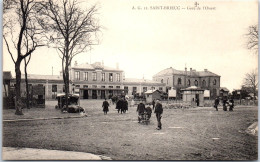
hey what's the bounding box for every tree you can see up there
[242,69,258,102]
[245,25,258,54]
[3,0,45,114]
[39,0,100,110]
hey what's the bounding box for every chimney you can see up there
[190,68,192,71]
[74,61,78,66]
[204,69,208,72]
[185,67,187,71]
[116,62,119,69]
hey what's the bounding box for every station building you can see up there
[153,67,221,99]
[7,62,166,100]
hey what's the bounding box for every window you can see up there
[202,80,206,87]
[124,86,128,90]
[159,87,163,91]
[92,72,97,81]
[101,86,105,88]
[75,85,80,88]
[52,85,57,92]
[84,72,88,81]
[133,87,137,92]
[75,71,80,80]
[213,79,217,85]
[83,85,88,88]
[143,87,147,92]
[161,79,163,83]
[116,86,120,89]
[116,73,120,82]
[178,78,182,85]
[109,73,113,82]
[63,85,65,92]
[194,80,198,86]
[187,79,190,86]
[101,73,105,81]
[109,86,113,88]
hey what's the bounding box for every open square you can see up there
[3,100,257,160]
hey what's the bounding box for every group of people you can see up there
[137,100,163,130]
[214,97,234,111]
[102,97,128,115]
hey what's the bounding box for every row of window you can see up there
[161,78,217,86]
[75,71,120,82]
[51,84,163,92]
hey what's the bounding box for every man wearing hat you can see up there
[154,99,163,130]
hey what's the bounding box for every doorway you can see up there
[101,90,105,99]
[83,90,88,99]
[92,90,97,99]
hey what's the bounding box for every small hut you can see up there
[145,90,161,103]
[181,86,205,106]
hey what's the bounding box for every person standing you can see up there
[152,99,155,110]
[102,98,109,115]
[136,101,145,123]
[229,98,234,111]
[214,97,220,111]
[116,98,123,113]
[154,100,163,130]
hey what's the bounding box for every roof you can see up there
[181,86,204,91]
[21,74,62,80]
[153,67,220,77]
[123,78,163,84]
[73,62,123,71]
[220,87,229,92]
[145,89,160,94]
[3,71,12,80]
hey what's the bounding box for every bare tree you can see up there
[242,69,258,103]
[245,25,258,54]
[3,0,45,114]
[39,0,100,110]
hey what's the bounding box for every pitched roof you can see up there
[153,67,220,77]
[220,87,229,92]
[145,89,160,94]
[73,62,123,71]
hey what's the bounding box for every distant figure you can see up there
[229,98,234,111]
[102,98,109,115]
[116,98,123,113]
[223,98,227,111]
[196,98,199,106]
[122,98,128,113]
[154,99,163,130]
[214,97,220,111]
[145,104,152,120]
[152,99,155,110]
[131,99,135,107]
[137,101,146,123]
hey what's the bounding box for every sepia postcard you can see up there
[2,0,258,160]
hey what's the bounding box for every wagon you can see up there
[55,93,85,113]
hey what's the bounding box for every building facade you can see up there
[153,67,221,99]
[8,62,165,100]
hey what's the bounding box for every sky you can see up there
[2,0,258,91]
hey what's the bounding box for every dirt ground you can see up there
[2,100,258,160]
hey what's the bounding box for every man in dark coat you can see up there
[102,98,109,115]
[136,101,145,123]
[116,98,123,113]
[122,99,128,113]
[229,98,234,111]
[154,99,163,130]
[152,99,155,110]
[214,97,220,111]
